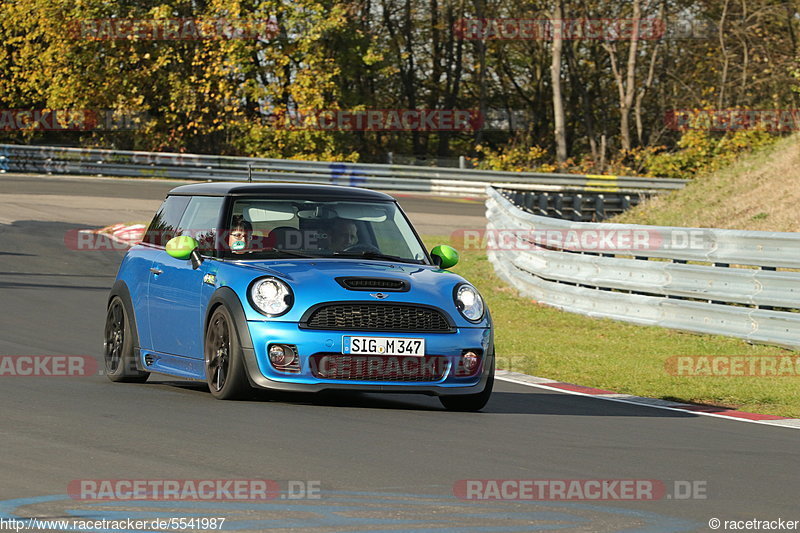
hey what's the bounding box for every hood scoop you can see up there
[336,277,409,292]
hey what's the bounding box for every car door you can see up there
[147,195,224,358]
[137,195,190,352]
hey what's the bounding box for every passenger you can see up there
[228,215,253,253]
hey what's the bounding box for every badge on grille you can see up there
[369,292,388,299]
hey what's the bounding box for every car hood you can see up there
[227,258,465,287]
[220,258,479,324]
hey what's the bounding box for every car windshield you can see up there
[221,198,428,263]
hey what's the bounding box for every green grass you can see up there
[423,235,800,418]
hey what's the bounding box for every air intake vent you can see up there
[302,303,453,332]
[144,354,155,366]
[336,277,409,292]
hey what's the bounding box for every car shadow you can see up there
[0,281,111,290]
[146,380,697,417]
[479,391,697,417]
[0,271,114,277]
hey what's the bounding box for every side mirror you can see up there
[166,236,203,269]
[430,244,459,269]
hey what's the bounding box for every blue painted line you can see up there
[330,162,346,185]
[0,491,700,532]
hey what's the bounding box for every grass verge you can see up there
[613,134,800,232]
[423,235,800,418]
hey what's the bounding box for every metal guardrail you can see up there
[0,144,685,202]
[486,186,800,350]
[496,187,647,221]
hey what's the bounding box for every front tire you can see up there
[204,306,251,400]
[439,359,494,412]
[104,296,149,383]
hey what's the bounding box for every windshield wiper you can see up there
[332,251,423,264]
[273,250,317,258]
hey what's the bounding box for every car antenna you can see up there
[248,164,253,183]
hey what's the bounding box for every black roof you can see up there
[168,182,395,201]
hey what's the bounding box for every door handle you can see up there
[150,267,163,275]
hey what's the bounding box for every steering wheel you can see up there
[343,243,381,254]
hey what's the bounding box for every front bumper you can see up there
[241,320,493,395]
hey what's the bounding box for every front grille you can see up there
[338,277,408,291]
[310,353,448,381]
[303,304,452,332]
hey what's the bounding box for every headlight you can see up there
[249,277,293,316]
[454,284,484,322]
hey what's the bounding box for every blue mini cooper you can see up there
[105,183,494,411]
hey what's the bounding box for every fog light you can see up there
[462,350,480,373]
[269,344,297,367]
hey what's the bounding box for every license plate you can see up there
[342,336,425,356]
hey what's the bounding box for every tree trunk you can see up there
[717,0,730,109]
[604,0,641,152]
[473,0,487,146]
[550,0,567,162]
[620,0,641,152]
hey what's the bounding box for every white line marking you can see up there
[495,372,800,430]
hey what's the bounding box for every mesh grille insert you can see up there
[304,304,451,332]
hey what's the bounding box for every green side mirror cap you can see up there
[166,235,199,260]
[430,244,459,269]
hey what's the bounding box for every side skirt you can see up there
[139,350,205,380]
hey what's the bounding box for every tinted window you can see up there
[178,196,225,253]
[142,195,191,246]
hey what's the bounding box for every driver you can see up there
[330,218,358,251]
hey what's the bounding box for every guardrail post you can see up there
[554,193,564,218]
[594,195,606,221]
[537,193,549,216]
[523,192,535,213]
[572,194,583,221]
